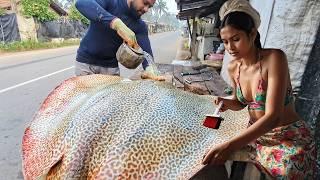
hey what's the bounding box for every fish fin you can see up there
[22,126,65,179]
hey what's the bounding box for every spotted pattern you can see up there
[22,74,249,179]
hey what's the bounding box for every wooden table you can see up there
[131,64,230,96]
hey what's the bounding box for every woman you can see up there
[202,0,316,179]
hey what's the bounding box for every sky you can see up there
[165,0,178,14]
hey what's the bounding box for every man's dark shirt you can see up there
[75,0,153,68]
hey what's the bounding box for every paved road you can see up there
[0,31,180,179]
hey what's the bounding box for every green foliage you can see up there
[21,0,57,22]
[68,4,89,25]
[0,8,5,16]
[0,39,80,52]
[183,41,189,50]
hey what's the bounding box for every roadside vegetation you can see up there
[0,0,179,53]
[0,8,5,16]
[0,0,84,53]
[0,39,80,53]
[21,0,58,22]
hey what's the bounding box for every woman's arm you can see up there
[217,61,247,111]
[228,49,288,150]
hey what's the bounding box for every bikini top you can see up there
[235,60,294,111]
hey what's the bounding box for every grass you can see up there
[0,39,80,53]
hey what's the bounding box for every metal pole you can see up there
[186,17,192,39]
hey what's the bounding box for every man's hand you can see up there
[145,65,160,76]
[111,18,139,49]
[141,66,165,81]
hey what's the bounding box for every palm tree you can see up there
[153,0,168,32]
[154,0,168,21]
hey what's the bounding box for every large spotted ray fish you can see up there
[22,74,250,179]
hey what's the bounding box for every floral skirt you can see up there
[252,120,317,179]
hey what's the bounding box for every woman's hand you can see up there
[213,97,229,112]
[202,141,233,165]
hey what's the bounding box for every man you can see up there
[75,0,156,76]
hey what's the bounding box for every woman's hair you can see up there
[220,11,262,49]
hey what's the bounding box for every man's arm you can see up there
[136,24,153,69]
[76,0,138,47]
[75,0,115,27]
